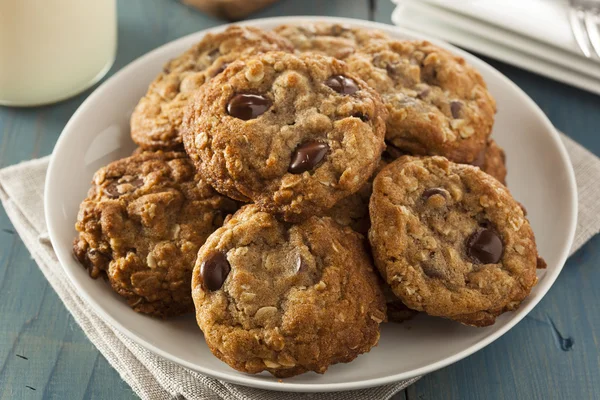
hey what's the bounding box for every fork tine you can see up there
[569,7,592,57]
[584,10,600,58]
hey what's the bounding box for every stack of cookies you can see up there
[73,23,544,377]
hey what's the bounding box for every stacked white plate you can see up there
[392,0,600,95]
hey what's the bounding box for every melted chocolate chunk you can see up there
[227,94,272,120]
[450,101,463,119]
[289,141,329,174]
[467,229,503,264]
[104,182,121,198]
[325,75,358,95]
[200,251,230,291]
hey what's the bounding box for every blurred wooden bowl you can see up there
[182,0,279,20]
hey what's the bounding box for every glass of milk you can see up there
[0,0,117,107]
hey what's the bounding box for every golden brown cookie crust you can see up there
[192,205,386,377]
[273,23,389,60]
[325,158,389,234]
[130,26,292,150]
[385,138,507,184]
[182,51,387,221]
[478,139,507,185]
[347,40,496,163]
[368,156,539,326]
[73,151,238,317]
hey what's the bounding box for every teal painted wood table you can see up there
[1,0,599,398]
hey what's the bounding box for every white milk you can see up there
[0,0,117,106]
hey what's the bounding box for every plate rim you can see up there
[44,15,578,392]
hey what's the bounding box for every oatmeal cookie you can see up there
[347,40,496,163]
[130,26,292,150]
[273,23,388,59]
[182,51,387,221]
[369,156,541,326]
[192,205,386,377]
[73,151,238,317]
[473,139,507,184]
[333,137,506,235]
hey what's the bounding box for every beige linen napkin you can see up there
[0,133,598,400]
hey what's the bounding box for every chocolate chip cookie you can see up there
[191,205,386,377]
[182,51,387,221]
[369,156,541,326]
[273,23,388,60]
[347,40,496,164]
[130,26,292,150]
[73,151,238,317]
[332,137,507,235]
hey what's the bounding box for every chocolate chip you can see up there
[450,101,463,119]
[289,141,329,174]
[325,75,358,95]
[104,182,121,198]
[352,113,369,122]
[467,229,503,264]
[422,188,448,200]
[227,94,272,120]
[212,62,229,77]
[129,178,144,188]
[417,88,430,99]
[200,251,230,291]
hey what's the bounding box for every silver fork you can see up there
[568,0,600,58]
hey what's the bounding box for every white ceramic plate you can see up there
[45,16,577,392]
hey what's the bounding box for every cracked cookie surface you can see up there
[368,156,540,326]
[182,51,387,221]
[192,205,386,377]
[73,151,238,317]
[347,40,496,164]
[131,26,292,150]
